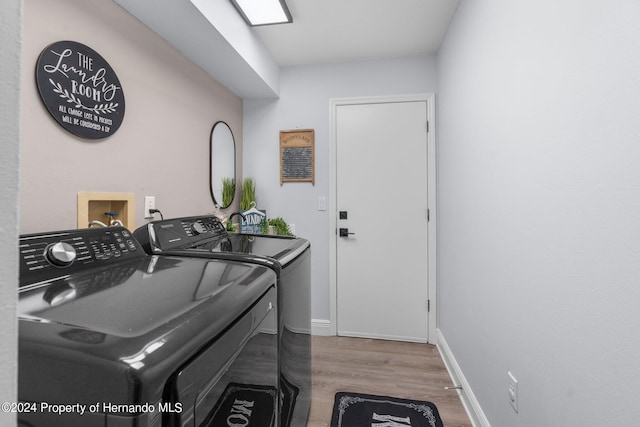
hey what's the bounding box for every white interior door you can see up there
[336,100,429,342]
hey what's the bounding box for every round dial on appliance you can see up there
[191,222,207,235]
[45,242,77,267]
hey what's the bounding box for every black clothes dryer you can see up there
[18,226,278,427]
[134,215,311,427]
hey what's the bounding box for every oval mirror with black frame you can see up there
[210,121,236,209]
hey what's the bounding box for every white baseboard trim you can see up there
[311,319,334,336]
[436,329,491,427]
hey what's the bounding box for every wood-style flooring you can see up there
[308,336,472,427]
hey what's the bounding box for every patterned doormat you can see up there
[204,379,300,427]
[205,383,277,427]
[330,392,444,427]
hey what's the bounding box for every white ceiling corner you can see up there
[113,0,460,98]
[255,0,461,66]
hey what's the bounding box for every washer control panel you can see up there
[19,226,143,287]
[183,216,227,237]
[134,215,228,253]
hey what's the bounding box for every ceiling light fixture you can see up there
[230,0,292,26]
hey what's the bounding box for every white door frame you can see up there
[329,93,437,343]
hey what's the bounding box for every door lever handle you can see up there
[339,228,355,237]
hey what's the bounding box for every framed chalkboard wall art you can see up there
[280,129,314,185]
[35,41,125,139]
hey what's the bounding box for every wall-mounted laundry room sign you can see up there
[35,41,125,139]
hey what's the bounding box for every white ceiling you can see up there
[255,0,460,66]
[114,0,460,97]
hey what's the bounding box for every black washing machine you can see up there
[18,226,279,427]
[134,216,311,427]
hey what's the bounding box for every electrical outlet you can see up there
[508,371,518,413]
[144,196,156,219]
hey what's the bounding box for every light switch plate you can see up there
[318,196,327,211]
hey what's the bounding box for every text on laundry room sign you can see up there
[36,40,125,139]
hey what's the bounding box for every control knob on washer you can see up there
[191,222,207,235]
[45,242,77,267]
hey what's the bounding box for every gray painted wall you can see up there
[0,0,21,424]
[20,0,243,234]
[243,56,437,320]
[437,0,640,425]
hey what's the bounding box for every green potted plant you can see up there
[268,217,294,236]
[241,178,256,210]
[259,217,269,234]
